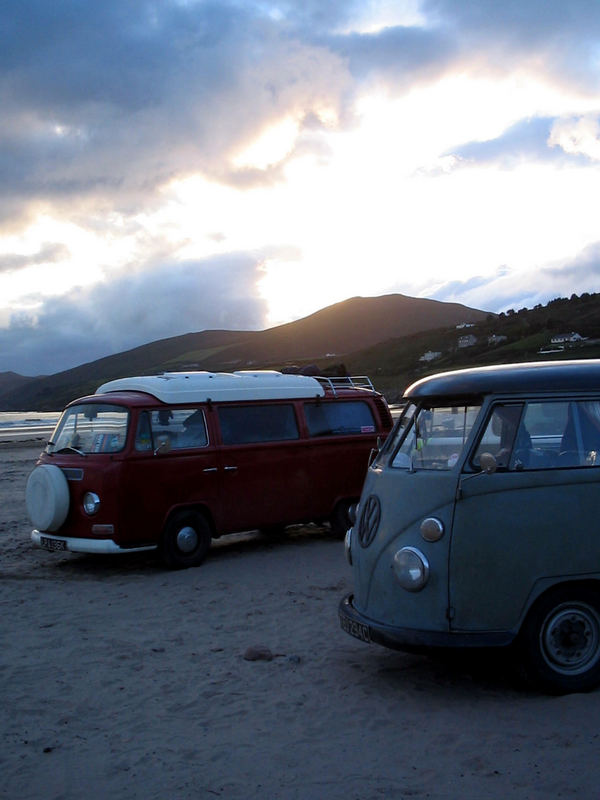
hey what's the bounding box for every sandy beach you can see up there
[2,439,600,800]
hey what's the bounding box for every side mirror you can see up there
[456,451,497,499]
[154,436,172,456]
[479,452,497,475]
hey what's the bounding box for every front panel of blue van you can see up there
[343,400,482,646]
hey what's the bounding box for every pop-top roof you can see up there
[96,370,325,404]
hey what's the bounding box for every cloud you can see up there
[0,0,355,227]
[445,117,571,168]
[0,242,69,273]
[428,244,600,312]
[3,0,599,229]
[0,252,269,375]
[549,115,600,161]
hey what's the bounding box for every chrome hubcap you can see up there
[176,525,198,554]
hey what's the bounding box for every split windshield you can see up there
[47,404,129,454]
[385,401,481,470]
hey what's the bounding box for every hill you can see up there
[0,294,488,410]
[337,292,600,401]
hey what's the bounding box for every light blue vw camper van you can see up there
[340,360,600,693]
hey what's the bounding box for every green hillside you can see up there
[2,291,599,410]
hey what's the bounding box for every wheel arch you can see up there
[163,502,216,537]
[520,577,600,634]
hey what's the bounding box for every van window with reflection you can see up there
[304,401,375,437]
[472,400,600,470]
[49,404,129,454]
[390,403,481,470]
[218,404,299,445]
[135,408,208,451]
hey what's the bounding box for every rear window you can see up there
[304,401,375,437]
[218,404,299,444]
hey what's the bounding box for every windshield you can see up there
[387,402,481,470]
[47,403,129,454]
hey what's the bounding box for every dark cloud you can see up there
[3,0,599,227]
[0,252,268,375]
[422,0,600,88]
[0,0,354,225]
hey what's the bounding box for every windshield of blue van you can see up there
[388,402,481,470]
[47,404,129,455]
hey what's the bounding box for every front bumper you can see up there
[31,530,157,555]
[339,593,515,652]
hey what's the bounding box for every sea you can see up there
[0,411,61,442]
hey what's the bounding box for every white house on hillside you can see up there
[550,332,585,344]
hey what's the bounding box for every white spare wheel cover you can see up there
[26,465,70,532]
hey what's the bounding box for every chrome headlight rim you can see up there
[392,546,430,592]
[344,528,353,566]
[82,491,101,516]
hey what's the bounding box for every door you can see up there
[449,399,600,632]
[119,407,221,543]
[215,402,311,533]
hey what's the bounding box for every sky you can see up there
[1,0,600,376]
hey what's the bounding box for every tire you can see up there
[160,510,211,569]
[330,500,355,538]
[26,465,70,532]
[519,585,600,694]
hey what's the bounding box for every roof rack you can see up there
[314,375,376,396]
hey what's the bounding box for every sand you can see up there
[1,440,600,800]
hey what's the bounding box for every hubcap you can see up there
[541,603,600,675]
[176,525,198,554]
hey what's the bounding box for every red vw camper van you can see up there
[26,370,392,568]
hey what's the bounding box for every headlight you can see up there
[344,528,353,566]
[392,547,429,591]
[83,492,101,515]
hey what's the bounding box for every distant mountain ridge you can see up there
[0,294,489,410]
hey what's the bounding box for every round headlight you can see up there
[392,546,430,591]
[344,528,353,566]
[420,517,444,542]
[83,492,100,516]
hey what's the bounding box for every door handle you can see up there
[203,467,218,473]
[224,466,238,472]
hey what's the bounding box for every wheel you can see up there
[160,510,211,569]
[26,465,70,531]
[519,585,600,694]
[330,500,355,538]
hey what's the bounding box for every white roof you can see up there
[96,370,325,404]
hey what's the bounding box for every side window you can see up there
[471,400,600,471]
[218,404,299,444]
[557,401,600,467]
[135,408,208,451]
[471,404,525,470]
[304,401,375,437]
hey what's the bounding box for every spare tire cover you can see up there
[26,465,70,532]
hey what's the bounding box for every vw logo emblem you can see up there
[358,495,381,548]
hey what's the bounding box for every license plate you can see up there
[339,612,371,643]
[40,536,67,552]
